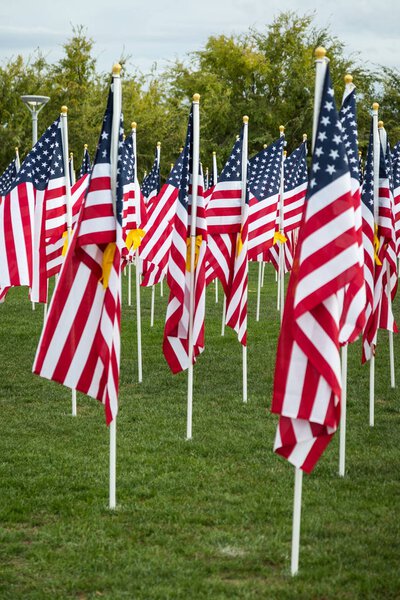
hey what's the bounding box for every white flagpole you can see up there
[291,46,328,577]
[69,152,76,186]
[60,106,77,417]
[256,260,262,321]
[369,102,380,422]
[378,120,396,389]
[221,295,226,336]
[128,263,132,305]
[109,63,122,510]
[187,94,201,440]
[15,147,21,172]
[131,122,143,383]
[339,344,348,476]
[278,126,286,323]
[241,116,249,404]
[261,261,265,286]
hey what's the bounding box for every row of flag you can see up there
[0,59,399,479]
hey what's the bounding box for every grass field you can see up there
[0,263,399,599]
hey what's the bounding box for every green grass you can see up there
[0,264,399,599]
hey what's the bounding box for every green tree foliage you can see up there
[0,13,397,180]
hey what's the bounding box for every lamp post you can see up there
[20,95,50,146]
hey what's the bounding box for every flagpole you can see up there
[339,344,348,476]
[212,151,220,306]
[187,93,201,440]
[378,120,396,389]
[69,152,76,186]
[60,105,77,417]
[221,295,226,336]
[131,122,143,383]
[241,116,249,404]
[278,126,286,323]
[256,260,262,321]
[15,147,20,172]
[369,102,380,425]
[109,63,122,510]
[291,45,328,578]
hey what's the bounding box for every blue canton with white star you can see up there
[339,88,359,182]
[392,141,400,190]
[13,118,65,192]
[79,147,91,178]
[308,64,350,197]
[141,149,160,197]
[0,157,18,195]
[218,129,244,184]
[361,124,374,216]
[284,141,308,193]
[248,136,284,201]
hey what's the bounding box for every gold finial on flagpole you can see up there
[61,106,68,114]
[303,133,307,142]
[193,93,200,103]
[84,144,88,149]
[170,163,174,170]
[179,147,183,153]
[344,74,353,84]
[15,147,19,153]
[378,120,384,129]
[263,144,267,149]
[279,125,285,134]
[131,122,137,130]
[243,115,249,124]
[212,151,216,156]
[315,46,327,59]
[284,150,287,157]
[112,63,122,75]
[157,141,161,147]
[70,152,73,158]
[372,102,379,111]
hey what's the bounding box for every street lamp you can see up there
[20,95,50,146]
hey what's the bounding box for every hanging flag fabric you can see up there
[247,137,284,260]
[162,106,207,373]
[78,146,91,178]
[272,63,363,473]
[0,156,18,195]
[141,148,160,208]
[392,142,400,256]
[282,140,308,233]
[33,79,123,425]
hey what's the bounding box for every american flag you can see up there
[282,140,308,232]
[247,137,284,260]
[392,142,400,256]
[272,63,364,472]
[139,149,185,285]
[78,145,91,178]
[205,132,244,294]
[0,118,67,299]
[141,147,160,207]
[361,126,376,361]
[33,78,123,425]
[0,156,18,195]
[338,83,365,344]
[163,106,207,373]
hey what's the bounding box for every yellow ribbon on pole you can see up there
[186,235,202,271]
[99,243,116,289]
[273,230,287,244]
[236,230,244,257]
[374,225,382,266]
[125,228,146,251]
[61,231,69,256]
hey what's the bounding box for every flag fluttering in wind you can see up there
[33,75,123,425]
[392,142,400,256]
[272,62,364,472]
[282,140,308,233]
[162,105,207,373]
[141,145,160,207]
[0,156,18,195]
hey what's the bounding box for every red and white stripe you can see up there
[206,181,242,234]
[33,161,121,424]
[247,189,280,260]
[283,181,307,233]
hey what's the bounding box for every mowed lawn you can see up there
[0,263,399,599]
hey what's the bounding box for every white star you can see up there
[326,164,336,175]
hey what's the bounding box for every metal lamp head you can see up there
[20,95,50,113]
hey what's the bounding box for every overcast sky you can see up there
[0,0,399,75]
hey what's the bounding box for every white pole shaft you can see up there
[215,278,218,303]
[256,260,262,321]
[109,418,116,509]
[15,148,20,172]
[108,66,122,510]
[339,344,348,477]
[186,98,200,440]
[221,294,226,336]
[291,468,303,576]
[150,285,155,327]
[32,112,38,146]
[60,109,75,416]
[372,108,380,225]
[261,261,265,287]
[212,152,218,182]
[241,119,249,404]
[389,331,395,388]
[128,263,132,306]
[136,251,143,383]
[70,154,76,186]
[276,266,280,311]
[278,133,285,323]
[370,354,375,427]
